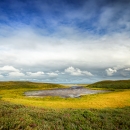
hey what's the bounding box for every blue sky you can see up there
[0,0,130,83]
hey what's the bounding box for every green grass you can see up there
[0,101,130,130]
[87,79,130,89]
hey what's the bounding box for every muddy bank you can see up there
[25,86,108,98]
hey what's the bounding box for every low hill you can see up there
[0,81,65,90]
[87,80,130,89]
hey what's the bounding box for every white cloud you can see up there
[82,71,93,76]
[106,68,117,76]
[55,70,59,73]
[26,71,44,77]
[0,65,25,77]
[65,66,93,76]
[125,68,130,71]
[0,74,4,78]
[65,66,82,76]
[0,65,19,72]
[0,27,130,70]
[47,72,58,77]
[8,71,25,77]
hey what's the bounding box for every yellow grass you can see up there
[1,89,130,109]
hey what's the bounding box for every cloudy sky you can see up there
[0,0,130,83]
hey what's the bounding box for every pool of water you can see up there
[24,86,107,98]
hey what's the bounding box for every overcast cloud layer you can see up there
[0,0,130,83]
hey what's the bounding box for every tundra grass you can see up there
[0,81,130,109]
[0,81,130,129]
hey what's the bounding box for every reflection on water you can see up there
[25,86,107,98]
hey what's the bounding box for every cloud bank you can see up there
[0,0,130,83]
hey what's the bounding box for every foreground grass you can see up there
[0,81,130,109]
[0,80,130,129]
[0,101,130,130]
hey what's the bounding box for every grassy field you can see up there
[0,80,130,129]
[0,101,130,130]
[0,81,130,109]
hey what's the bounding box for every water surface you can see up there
[25,86,107,98]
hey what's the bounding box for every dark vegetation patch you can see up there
[0,101,130,130]
[88,80,130,89]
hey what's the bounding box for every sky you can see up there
[0,0,130,83]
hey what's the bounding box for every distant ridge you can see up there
[0,81,64,90]
[88,79,130,89]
